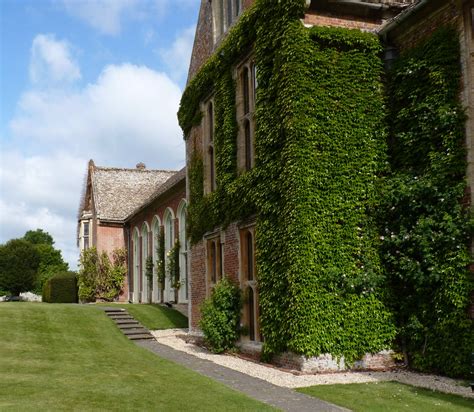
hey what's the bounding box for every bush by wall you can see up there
[78,247,127,302]
[42,271,78,303]
[199,277,242,353]
[383,26,474,377]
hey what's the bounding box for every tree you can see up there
[23,229,54,246]
[21,229,69,292]
[0,239,40,296]
[35,244,69,292]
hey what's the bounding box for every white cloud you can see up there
[0,151,85,268]
[30,34,81,85]
[61,0,139,35]
[10,63,184,167]
[4,40,186,268]
[159,25,196,83]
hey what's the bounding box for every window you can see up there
[152,216,161,303]
[141,223,149,303]
[212,0,243,43]
[163,209,175,302]
[204,100,216,193]
[206,234,224,293]
[240,226,259,341]
[79,218,92,251]
[237,59,257,172]
[83,221,90,250]
[178,201,188,302]
[132,228,140,303]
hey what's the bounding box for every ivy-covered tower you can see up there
[179,0,455,373]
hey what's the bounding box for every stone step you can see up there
[123,328,150,335]
[127,334,154,341]
[115,319,140,325]
[109,315,134,320]
[104,308,126,313]
[118,324,145,330]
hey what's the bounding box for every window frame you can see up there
[235,56,257,173]
[205,231,224,295]
[239,224,260,342]
[203,99,216,194]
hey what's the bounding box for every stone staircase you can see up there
[104,308,154,341]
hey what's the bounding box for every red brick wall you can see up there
[389,1,461,52]
[189,222,241,330]
[304,11,381,31]
[96,224,128,301]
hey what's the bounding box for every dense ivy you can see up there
[182,0,395,365]
[382,27,474,377]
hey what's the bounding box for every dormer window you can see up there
[212,0,243,43]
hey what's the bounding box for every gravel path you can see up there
[151,329,473,399]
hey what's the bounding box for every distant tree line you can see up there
[0,229,70,296]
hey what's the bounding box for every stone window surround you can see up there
[238,221,260,342]
[202,98,216,195]
[212,0,243,44]
[235,54,257,173]
[204,229,225,296]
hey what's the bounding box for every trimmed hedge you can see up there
[42,272,78,303]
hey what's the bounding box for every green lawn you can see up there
[120,303,188,330]
[298,381,473,412]
[0,303,274,411]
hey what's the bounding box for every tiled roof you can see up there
[92,166,177,222]
[127,167,186,221]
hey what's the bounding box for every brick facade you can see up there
[126,178,187,306]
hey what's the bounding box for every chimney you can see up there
[136,162,146,170]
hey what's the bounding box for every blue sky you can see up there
[0,0,201,268]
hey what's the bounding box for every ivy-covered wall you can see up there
[382,26,473,377]
[180,0,395,365]
[180,0,473,377]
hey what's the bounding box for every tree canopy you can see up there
[0,239,40,295]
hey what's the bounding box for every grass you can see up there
[121,303,188,330]
[298,381,473,412]
[0,303,274,411]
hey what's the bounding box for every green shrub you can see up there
[42,272,78,303]
[199,277,242,353]
[78,247,127,302]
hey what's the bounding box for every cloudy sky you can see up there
[0,0,200,268]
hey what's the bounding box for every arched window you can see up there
[163,209,175,301]
[237,60,256,173]
[152,216,161,302]
[133,228,140,303]
[178,201,188,302]
[141,223,149,303]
